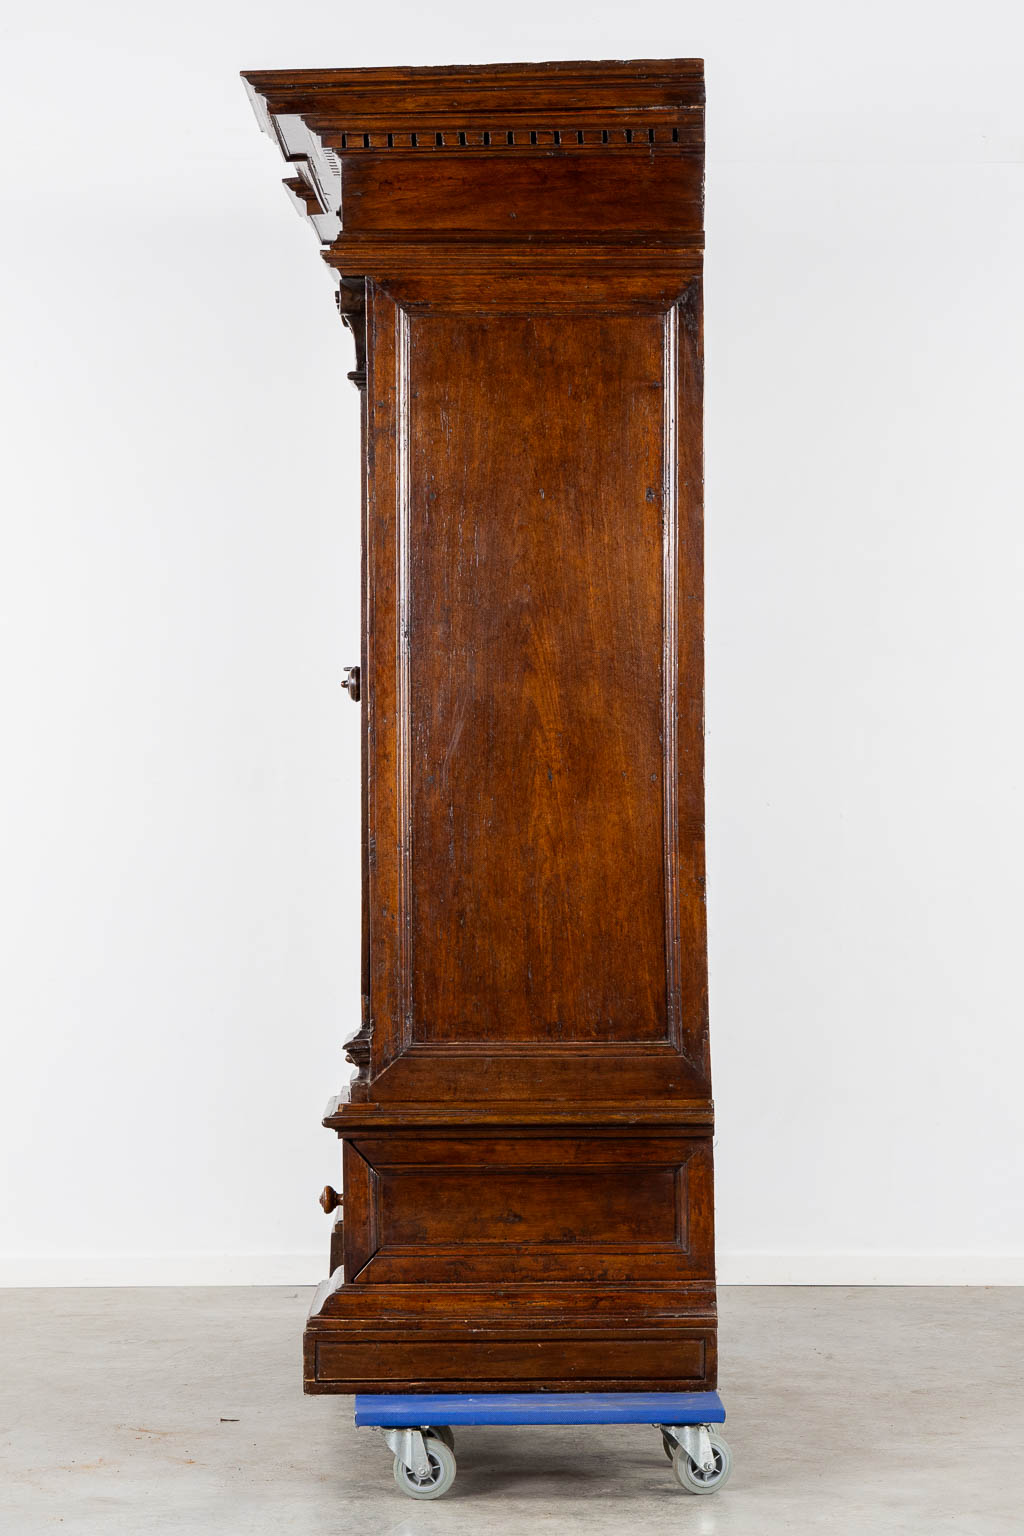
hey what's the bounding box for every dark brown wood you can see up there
[243,57,714,1395]
[329,1213,345,1276]
[301,1276,717,1394]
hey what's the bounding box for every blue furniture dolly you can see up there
[355,1390,733,1500]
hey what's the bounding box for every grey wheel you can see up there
[393,1439,457,1500]
[672,1432,733,1494]
[429,1425,456,1453]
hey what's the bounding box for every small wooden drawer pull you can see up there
[320,1185,343,1214]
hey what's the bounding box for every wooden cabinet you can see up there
[243,58,716,1394]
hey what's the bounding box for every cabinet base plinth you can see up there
[303,1276,718,1395]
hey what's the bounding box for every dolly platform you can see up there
[355,1390,733,1500]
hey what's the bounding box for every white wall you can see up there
[1,1,1021,1286]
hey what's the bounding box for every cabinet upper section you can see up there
[241,59,704,277]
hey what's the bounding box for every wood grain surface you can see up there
[243,57,716,1394]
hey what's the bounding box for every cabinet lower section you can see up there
[340,1126,714,1284]
[304,1278,717,1393]
[305,1114,717,1394]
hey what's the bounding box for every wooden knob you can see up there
[319,1186,343,1215]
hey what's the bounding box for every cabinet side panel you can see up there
[406,311,668,1044]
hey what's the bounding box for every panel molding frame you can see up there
[395,302,415,1052]
[343,1132,712,1285]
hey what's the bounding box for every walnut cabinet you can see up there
[242,58,717,1394]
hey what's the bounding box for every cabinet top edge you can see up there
[243,58,705,264]
[242,58,704,93]
[242,59,705,125]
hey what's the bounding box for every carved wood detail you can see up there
[327,123,697,151]
[335,278,366,388]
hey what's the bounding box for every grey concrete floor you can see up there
[0,1286,1021,1534]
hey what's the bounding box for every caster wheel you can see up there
[393,1439,457,1500]
[672,1432,733,1494]
[661,1430,677,1461]
[429,1426,456,1453]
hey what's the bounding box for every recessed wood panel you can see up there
[406,310,670,1044]
[380,1167,676,1246]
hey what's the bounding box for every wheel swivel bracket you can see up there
[382,1427,432,1478]
[661,1423,716,1472]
